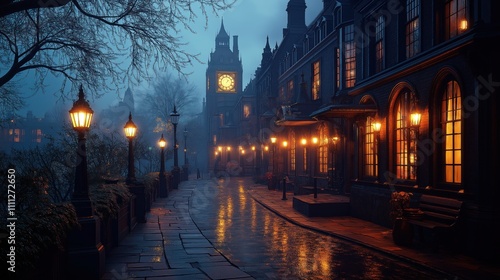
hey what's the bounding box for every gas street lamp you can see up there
[183,128,188,165]
[282,140,288,201]
[69,85,94,217]
[270,136,277,174]
[311,137,319,198]
[124,112,137,184]
[183,127,189,181]
[372,120,382,181]
[328,135,339,193]
[158,134,168,197]
[67,85,104,279]
[170,105,180,189]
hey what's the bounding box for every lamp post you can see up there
[328,136,339,193]
[170,105,180,189]
[124,112,137,185]
[270,136,277,189]
[183,128,188,165]
[282,140,288,200]
[270,136,277,174]
[183,127,189,181]
[158,134,167,197]
[372,121,382,182]
[409,108,421,179]
[251,145,256,175]
[311,137,319,198]
[67,85,104,279]
[69,85,94,217]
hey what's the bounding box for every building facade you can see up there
[233,0,499,261]
[206,0,500,258]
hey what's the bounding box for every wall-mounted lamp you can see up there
[410,110,422,130]
[372,121,382,133]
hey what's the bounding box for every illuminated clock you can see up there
[217,72,236,92]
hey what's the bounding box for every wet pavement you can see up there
[102,177,500,280]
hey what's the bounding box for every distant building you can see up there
[203,19,244,175]
[0,111,59,152]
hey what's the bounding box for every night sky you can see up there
[13,1,322,118]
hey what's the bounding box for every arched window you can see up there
[364,116,378,177]
[441,80,462,183]
[394,90,418,180]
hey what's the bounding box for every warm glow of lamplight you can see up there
[301,138,307,145]
[312,137,318,145]
[270,137,277,144]
[372,122,382,133]
[241,149,245,154]
[264,146,269,151]
[251,146,256,151]
[158,134,166,148]
[218,146,222,151]
[227,146,231,151]
[70,112,93,129]
[215,151,218,156]
[459,19,468,30]
[69,86,94,131]
[124,126,136,138]
[283,141,288,148]
[124,113,137,138]
[410,112,422,128]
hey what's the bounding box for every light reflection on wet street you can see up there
[190,177,450,279]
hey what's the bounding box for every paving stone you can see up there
[199,265,251,280]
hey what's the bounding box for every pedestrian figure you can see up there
[197,168,201,179]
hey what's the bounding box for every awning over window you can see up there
[275,104,318,126]
[310,104,378,118]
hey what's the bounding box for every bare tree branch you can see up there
[0,0,236,112]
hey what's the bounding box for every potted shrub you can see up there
[265,172,275,190]
[389,191,414,246]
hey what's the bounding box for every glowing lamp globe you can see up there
[372,122,382,133]
[158,134,167,148]
[410,111,422,128]
[69,86,94,131]
[124,113,137,139]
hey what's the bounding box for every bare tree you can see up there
[0,0,235,112]
[139,72,198,133]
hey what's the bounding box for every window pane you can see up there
[442,80,462,184]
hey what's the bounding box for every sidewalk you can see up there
[101,184,252,280]
[248,184,500,280]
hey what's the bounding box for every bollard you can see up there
[314,177,318,199]
[282,177,287,200]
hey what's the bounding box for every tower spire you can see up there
[261,36,273,67]
[215,18,230,49]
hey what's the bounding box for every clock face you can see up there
[217,73,236,92]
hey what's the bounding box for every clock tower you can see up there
[205,19,243,175]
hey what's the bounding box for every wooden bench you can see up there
[406,194,463,251]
